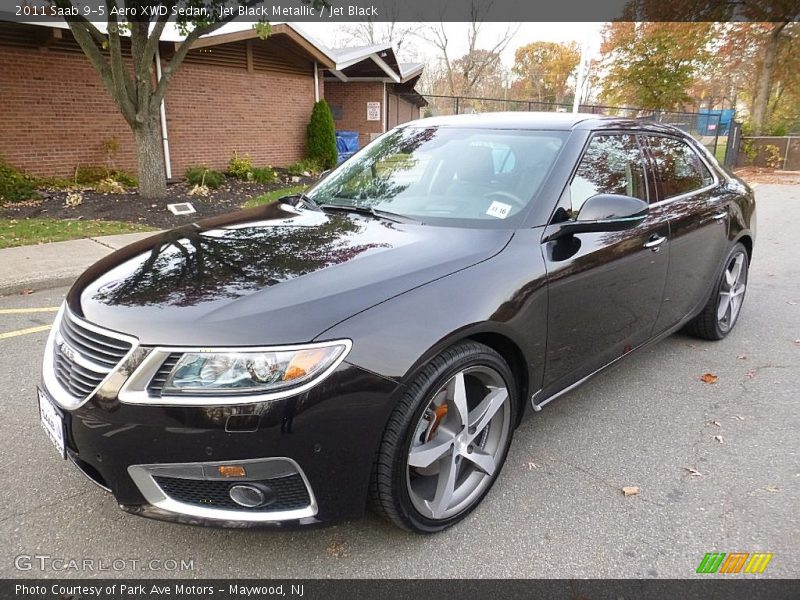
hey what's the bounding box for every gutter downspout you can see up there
[155,45,172,180]
[382,81,387,133]
[313,61,320,102]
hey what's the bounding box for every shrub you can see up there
[74,165,108,185]
[764,144,783,169]
[0,159,39,203]
[306,100,337,169]
[250,167,278,184]
[95,178,126,194]
[111,171,138,188]
[286,158,323,177]
[227,151,253,179]
[185,167,224,189]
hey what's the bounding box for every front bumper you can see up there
[43,360,400,528]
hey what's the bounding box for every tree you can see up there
[307,100,337,169]
[512,41,580,105]
[599,23,714,111]
[419,2,517,98]
[50,0,326,199]
[338,18,421,62]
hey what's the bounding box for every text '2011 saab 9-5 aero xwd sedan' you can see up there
[39,113,755,533]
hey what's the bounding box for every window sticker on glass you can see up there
[486,201,512,219]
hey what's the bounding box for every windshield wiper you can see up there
[319,204,421,224]
[280,193,323,212]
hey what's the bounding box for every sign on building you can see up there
[367,102,381,122]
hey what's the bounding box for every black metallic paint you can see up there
[48,116,756,527]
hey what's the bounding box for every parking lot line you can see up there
[0,307,59,314]
[0,325,52,340]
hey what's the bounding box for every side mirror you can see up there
[547,194,649,240]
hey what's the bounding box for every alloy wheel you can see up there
[717,251,747,332]
[405,365,511,521]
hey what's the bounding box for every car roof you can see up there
[401,111,687,135]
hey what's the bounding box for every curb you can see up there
[0,274,82,297]
[0,231,160,297]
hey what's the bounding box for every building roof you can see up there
[2,15,425,89]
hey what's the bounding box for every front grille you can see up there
[152,474,311,512]
[52,310,133,399]
[147,353,182,395]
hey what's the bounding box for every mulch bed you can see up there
[733,167,800,186]
[0,175,318,230]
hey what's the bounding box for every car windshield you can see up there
[308,126,567,227]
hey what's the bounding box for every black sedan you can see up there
[38,113,755,533]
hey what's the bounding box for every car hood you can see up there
[69,204,513,346]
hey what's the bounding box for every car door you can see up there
[539,132,671,397]
[642,135,729,334]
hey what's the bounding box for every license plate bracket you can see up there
[38,387,66,459]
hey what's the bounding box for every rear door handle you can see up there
[712,211,727,220]
[644,234,667,251]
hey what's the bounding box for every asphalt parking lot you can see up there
[1,183,797,579]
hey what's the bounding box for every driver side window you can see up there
[568,134,647,219]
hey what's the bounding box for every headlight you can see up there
[160,342,350,396]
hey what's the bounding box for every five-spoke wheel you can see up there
[370,342,516,532]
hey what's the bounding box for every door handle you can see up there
[644,234,667,251]
[712,211,727,220]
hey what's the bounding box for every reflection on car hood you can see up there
[69,203,513,345]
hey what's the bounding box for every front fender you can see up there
[316,229,549,408]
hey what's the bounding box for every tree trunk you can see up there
[133,116,167,199]
[752,22,787,135]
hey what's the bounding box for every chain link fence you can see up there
[403,93,731,165]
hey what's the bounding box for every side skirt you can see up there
[530,317,694,412]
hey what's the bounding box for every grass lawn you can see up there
[245,185,309,208]
[0,218,156,249]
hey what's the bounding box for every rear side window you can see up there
[646,136,714,200]
[568,134,648,218]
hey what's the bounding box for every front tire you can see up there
[685,242,749,340]
[370,342,517,533]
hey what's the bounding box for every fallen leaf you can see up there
[766,486,779,493]
[684,467,703,477]
[622,486,640,496]
[326,541,349,558]
[737,354,747,360]
[700,373,719,384]
[527,462,538,470]
[746,369,757,379]
[787,301,798,306]
[19,288,34,295]
[710,420,722,427]
[734,415,745,421]
[714,435,724,444]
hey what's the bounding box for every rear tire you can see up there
[370,342,517,533]
[685,242,749,340]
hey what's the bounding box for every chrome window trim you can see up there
[645,134,721,208]
[118,339,353,407]
[42,303,140,411]
[128,457,318,523]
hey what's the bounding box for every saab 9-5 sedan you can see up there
[39,113,755,532]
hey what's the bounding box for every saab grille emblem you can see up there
[696,552,773,574]
[60,341,78,362]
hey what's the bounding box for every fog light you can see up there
[229,484,275,508]
[218,465,246,478]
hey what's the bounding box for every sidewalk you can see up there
[0,232,158,295]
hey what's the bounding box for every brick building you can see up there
[0,20,426,180]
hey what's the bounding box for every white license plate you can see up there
[38,388,65,459]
